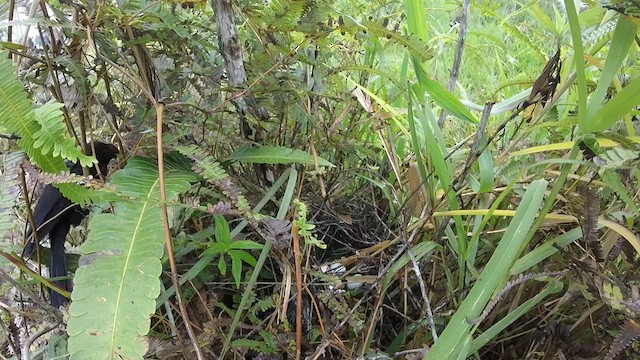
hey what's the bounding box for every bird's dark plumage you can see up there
[22,142,119,308]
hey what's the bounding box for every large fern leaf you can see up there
[66,157,196,359]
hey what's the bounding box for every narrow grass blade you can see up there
[564,0,587,130]
[585,17,637,130]
[425,180,548,360]
[591,76,640,133]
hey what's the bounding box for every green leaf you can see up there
[220,168,299,357]
[227,146,334,167]
[0,50,65,173]
[233,250,257,267]
[231,338,266,351]
[0,42,28,50]
[404,0,429,42]
[418,74,479,125]
[589,76,640,133]
[230,240,263,250]
[56,183,121,208]
[478,144,495,193]
[511,227,583,275]
[412,89,467,265]
[425,180,548,360]
[565,0,588,130]
[231,252,243,288]
[157,168,295,309]
[66,157,195,360]
[203,242,227,256]
[600,169,640,214]
[32,102,95,167]
[218,255,227,276]
[470,279,564,353]
[214,215,231,244]
[584,17,637,129]
[528,4,558,35]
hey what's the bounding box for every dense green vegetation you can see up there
[0,0,639,359]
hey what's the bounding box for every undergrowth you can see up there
[0,0,639,359]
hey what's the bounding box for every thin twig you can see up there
[19,164,44,300]
[408,248,438,341]
[6,0,15,58]
[360,282,385,357]
[457,102,494,193]
[438,0,471,128]
[155,103,204,360]
[292,223,303,360]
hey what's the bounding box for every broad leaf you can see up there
[227,146,334,167]
[67,157,195,360]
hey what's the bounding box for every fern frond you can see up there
[263,0,310,30]
[0,50,66,173]
[583,20,616,46]
[608,237,627,260]
[57,183,120,208]
[600,169,639,214]
[580,185,603,261]
[176,144,251,211]
[605,319,640,360]
[32,102,95,167]
[176,144,228,181]
[468,271,567,324]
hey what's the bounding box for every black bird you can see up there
[22,142,119,308]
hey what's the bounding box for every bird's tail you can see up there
[48,224,72,308]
